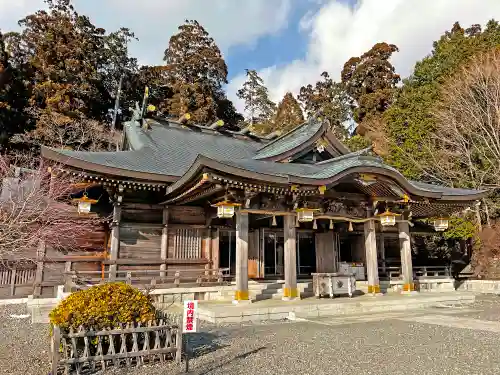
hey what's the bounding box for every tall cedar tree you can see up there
[298,71,350,141]
[236,69,276,129]
[341,42,400,125]
[384,20,500,180]
[162,20,242,127]
[8,0,110,119]
[273,92,304,134]
[4,0,132,151]
[0,31,31,148]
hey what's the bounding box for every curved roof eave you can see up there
[253,119,328,161]
[164,155,487,201]
[41,146,178,183]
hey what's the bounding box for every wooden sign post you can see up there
[182,300,198,372]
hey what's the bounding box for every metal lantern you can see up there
[296,208,317,223]
[378,209,397,227]
[433,218,449,232]
[73,194,98,215]
[212,201,241,219]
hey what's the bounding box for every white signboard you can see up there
[182,300,198,333]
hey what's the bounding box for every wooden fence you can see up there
[379,265,452,280]
[0,266,36,298]
[51,321,182,375]
[63,267,231,292]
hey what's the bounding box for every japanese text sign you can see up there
[182,300,198,333]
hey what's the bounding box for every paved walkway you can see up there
[196,291,476,323]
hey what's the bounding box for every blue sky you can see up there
[225,0,323,81]
[1,0,500,114]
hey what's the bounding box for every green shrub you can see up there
[49,282,156,331]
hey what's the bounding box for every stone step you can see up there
[215,282,314,301]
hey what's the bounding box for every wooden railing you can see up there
[62,267,231,292]
[379,265,452,280]
[51,320,182,374]
[0,266,36,298]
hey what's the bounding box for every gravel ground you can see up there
[0,304,50,375]
[2,295,500,375]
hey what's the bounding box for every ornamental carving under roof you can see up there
[324,200,366,218]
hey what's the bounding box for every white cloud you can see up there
[0,0,292,65]
[228,0,500,112]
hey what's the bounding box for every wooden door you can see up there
[248,230,260,278]
[315,232,339,273]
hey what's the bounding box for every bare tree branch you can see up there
[0,154,105,261]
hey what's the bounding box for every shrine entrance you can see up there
[261,229,316,278]
[262,230,285,276]
[219,230,236,276]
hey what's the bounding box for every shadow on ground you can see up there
[186,332,231,358]
[190,346,268,375]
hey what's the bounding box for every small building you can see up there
[39,111,486,301]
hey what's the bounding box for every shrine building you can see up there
[41,109,487,302]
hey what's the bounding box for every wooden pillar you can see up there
[10,267,16,296]
[160,206,169,277]
[398,221,415,292]
[283,215,298,300]
[34,240,46,297]
[109,204,121,280]
[234,211,249,303]
[364,217,380,294]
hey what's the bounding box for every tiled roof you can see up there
[42,117,487,199]
[409,181,486,196]
[51,119,262,177]
[253,118,323,160]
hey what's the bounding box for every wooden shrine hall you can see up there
[41,109,487,302]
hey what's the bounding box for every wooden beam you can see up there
[103,258,210,265]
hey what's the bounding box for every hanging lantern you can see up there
[378,209,397,227]
[272,215,277,226]
[296,208,319,223]
[211,201,241,219]
[329,219,334,230]
[313,219,318,230]
[348,221,353,232]
[433,218,449,232]
[72,194,98,215]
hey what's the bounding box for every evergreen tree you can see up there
[0,31,31,148]
[236,69,276,126]
[273,92,304,134]
[3,0,133,150]
[384,20,500,180]
[162,20,242,126]
[341,42,400,124]
[298,71,350,141]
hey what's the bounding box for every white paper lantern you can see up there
[296,208,318,222]
[212,201,240,218]
[433,218,449,232]
[378,210,397,226]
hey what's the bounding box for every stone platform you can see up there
[194,292,476,324]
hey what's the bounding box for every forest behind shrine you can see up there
[2,1,500,275]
